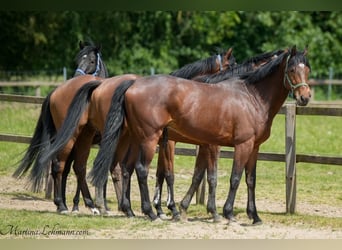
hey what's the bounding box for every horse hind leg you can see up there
[72,131,100,215]
[133,141,158,221]
[110,163,123,212]
[51,158,68,213]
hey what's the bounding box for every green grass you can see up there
[0,101,341,237]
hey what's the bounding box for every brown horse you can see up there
[156,49,283,221]
[37,48,235,214]
[44,48,282,219]
[13,41,108,214]
[89,46,311,223]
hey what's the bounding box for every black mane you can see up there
[197,49,284,84]
[170,50,235,79]
[239,48,310,85]
[239,50,289,84]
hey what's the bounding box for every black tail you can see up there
[13,92,55,192]
[38,80,102,170]
[89,79,135,189]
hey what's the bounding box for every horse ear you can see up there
[79,40,85,49]
[225,47,233,59]
[290,45,297,57]
[304,45,309,56]
[96,44,102,52]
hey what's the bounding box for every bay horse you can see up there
[13,41,108,214]
[35,48,236,215]
[46,48,284,220]
[89,46,311,223]
[156,49,283,221]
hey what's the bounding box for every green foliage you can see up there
[1,11,342,80]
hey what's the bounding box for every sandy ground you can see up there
[0,175,341,239]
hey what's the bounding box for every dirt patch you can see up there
[0,175,341,239]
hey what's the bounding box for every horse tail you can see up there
[89,79,136,189]
[13,92,55,185]
[38,80,101,171]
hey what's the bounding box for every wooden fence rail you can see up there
[0,94,342,214]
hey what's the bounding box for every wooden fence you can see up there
[0,93,341,214]
[1,78,342,99]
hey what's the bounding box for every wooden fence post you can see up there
[285,103,297,214]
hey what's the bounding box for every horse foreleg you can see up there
[205,145,221,222]
[223,139,254,223]
[179,151,206,219]
[245,148,262,225]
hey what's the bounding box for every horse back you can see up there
[50,75,100,129]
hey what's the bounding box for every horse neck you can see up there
[248,68,289,121]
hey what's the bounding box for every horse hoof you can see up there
[58,209,69,214]
[213,214,222,223]
[172,213,181,222]
[158,213,169,220]
[71,209,79,215]
[90,207,100,215]
[227,217,237,225]
[252,220,263,226]
[149,213,158,221]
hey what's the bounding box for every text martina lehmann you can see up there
[0,223,90,237]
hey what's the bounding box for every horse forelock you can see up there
[288,50,311,71]
[75,44,99,64]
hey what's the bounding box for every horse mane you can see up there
[170,49,235,79]
[239,50,290,84]
[198,49,284,84]
[98,55,109,77]
[240,48,310,85]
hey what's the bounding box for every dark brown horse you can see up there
[154,49,283,220]
[36,48,235,214]
[44,48,282,219]
[13,41,108,214]
[89,46,311,223]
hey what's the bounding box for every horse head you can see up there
[74,41,103,77]
[283,46,311,106]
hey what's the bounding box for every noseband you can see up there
[75,52,101,76]
[283,55,309,94]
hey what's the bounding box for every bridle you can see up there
[75,52,101,76]
[217,54,224,71]
[283,54,309,94]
